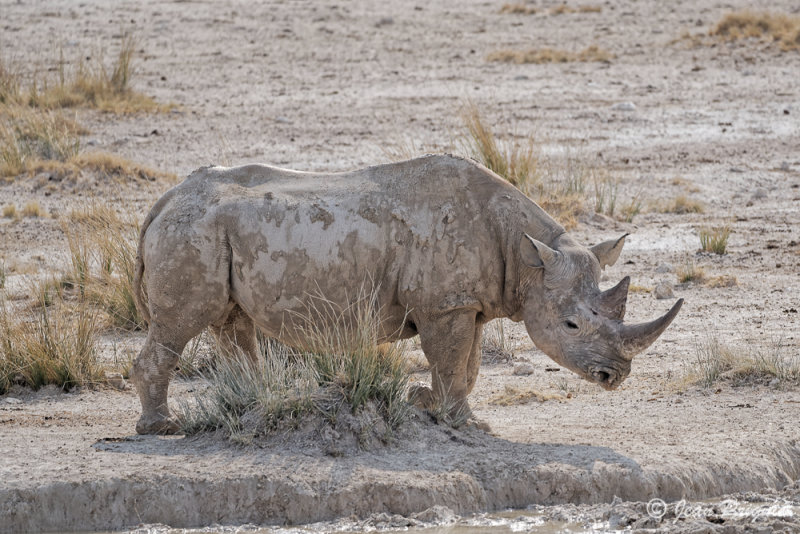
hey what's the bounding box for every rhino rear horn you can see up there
[620,298,683,359]
[590,234,629,270]
[597,276,630,320]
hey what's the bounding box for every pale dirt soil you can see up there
[1,0,800,532]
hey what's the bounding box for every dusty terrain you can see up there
[1,0,799,532]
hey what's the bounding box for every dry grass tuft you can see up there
[0,294,101,394]
[16,36,169,113]
[487,45,612,64]
[628,284,652,294]
[699,225,731,254]
[482,319,513,363]
[62,203,144,330]
[657,194,704,214]
[461,101,539,194]
[2,204,17,218]
[550,4,601,15]
[712,11,800,51]
[21,200,46,218]
[179,286,412,442]
[490,385,563,405]
[677,258,705,283]
[705,274,738,288]
[459,103,640,228]
[682,336,799,389]
[0,104,83,177]
[499,3,537,15]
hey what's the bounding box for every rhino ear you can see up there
[590,234,629,270]
[521,234,558,268]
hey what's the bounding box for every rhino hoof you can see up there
[135,415,181,435]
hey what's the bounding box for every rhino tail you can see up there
[133,187,180,328]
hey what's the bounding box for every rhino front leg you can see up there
[414,310,480,418]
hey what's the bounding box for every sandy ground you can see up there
[1,0,800,532]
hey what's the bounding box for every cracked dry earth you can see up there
[1,0,800,532]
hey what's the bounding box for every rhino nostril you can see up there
[596,370,610,382]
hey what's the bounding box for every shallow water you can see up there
[76,499,800,534]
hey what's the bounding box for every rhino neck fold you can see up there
[495,192,566,321]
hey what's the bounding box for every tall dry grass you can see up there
[682,336,799,389]
[62,204,144,330]
[460,103,638,227]
[5,35,166,113]
[0,294,101,394]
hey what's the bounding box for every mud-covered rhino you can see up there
[131,154,682,434]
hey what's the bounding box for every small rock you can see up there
[769,378,780,387]
[655,262,674,274]
[751,188,767,200]
[654,281,674,300]
[104,372,127,390]
[412,505,457,524]
[611,101,636,112]
[376,16,394,26]
[780,161,791,171]
[513,362,535,376]
[4,397,22,404]
[513,74,529,81]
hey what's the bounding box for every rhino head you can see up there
[520,233,682,390]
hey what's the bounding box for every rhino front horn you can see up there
[620,298,684,359]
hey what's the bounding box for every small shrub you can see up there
[487,45,612,64]
[676,258,705,283]
[2,205,16,218]
[699,225,731,254]
[712,11,800,51]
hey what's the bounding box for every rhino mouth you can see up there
[589,367,623,390]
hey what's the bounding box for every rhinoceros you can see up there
[130,154,682,434]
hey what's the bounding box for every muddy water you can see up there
[81,498,798,534]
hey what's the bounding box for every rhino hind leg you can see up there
[210,303,259,364]
[131,243,233,435]
[131,330,186,435]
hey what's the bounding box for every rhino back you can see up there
[146,155,540,336]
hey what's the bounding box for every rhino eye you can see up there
[565,320,579,330]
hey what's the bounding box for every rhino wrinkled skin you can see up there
[131,154,682,434]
